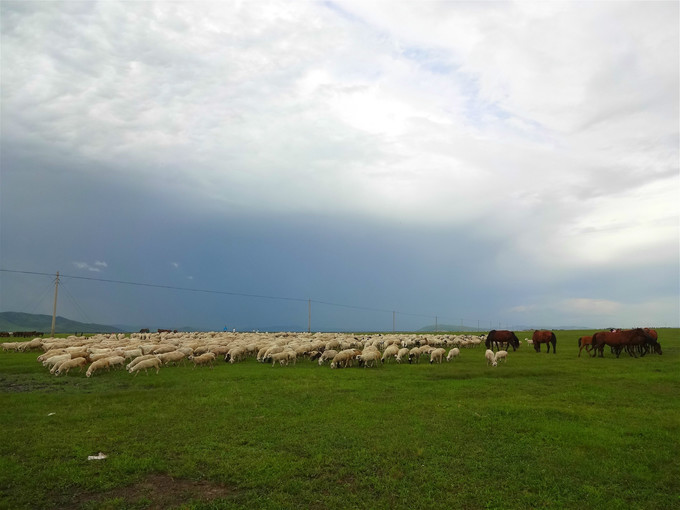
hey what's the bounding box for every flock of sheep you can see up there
[0,331,525,377]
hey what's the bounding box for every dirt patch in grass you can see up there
[75,473,235,509]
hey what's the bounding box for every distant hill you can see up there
[418,324,482,333]
[0,312,123,334]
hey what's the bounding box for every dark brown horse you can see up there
[577,335,593,357]
[485,330,520,351]
[532,330,556,353]
[590,328,658,358]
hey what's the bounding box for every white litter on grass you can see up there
[87,452,108,460]
[47,413,55,416]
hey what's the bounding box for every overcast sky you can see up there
[1,1,678,332]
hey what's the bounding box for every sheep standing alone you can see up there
[485,349,497,367]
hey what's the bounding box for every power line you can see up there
[0,268,459,327]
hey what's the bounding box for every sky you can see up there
[1,1,678,332]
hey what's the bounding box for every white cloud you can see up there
[73,261,106,272]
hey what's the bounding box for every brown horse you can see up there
[532,330,556,353]
[590,328,657,358]
[577,335,593,357]
[485,330,520,351]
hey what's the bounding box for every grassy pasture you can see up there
[1,329,679,510]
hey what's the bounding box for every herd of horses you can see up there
[485,328,661,358]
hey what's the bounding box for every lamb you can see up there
[55,357,88,376]
[429,348,446,364]
[494,350,508,364]
[189,352,216,368]
[129,357,161,376]
[485,349,497,367]
[446,347,460,361]
[86,358,110,378]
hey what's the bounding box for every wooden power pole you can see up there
[50,271,60,336]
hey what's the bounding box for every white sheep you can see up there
[86,358,110,378]
[395,347,410,363]
[318,350,338,366]
[189,352,216,368]
[55,357,88,376]
[126,354,158,371]
[156,350,186,366]
[494,350,508,364]
[129,357,161,376]
[446,347,460,361]
[269,350,296,367]
[408,347,421,364]
[357,350,381,368]
[105,355,126,370]
[381,344,400,363]
[485,349,497,367]
[429,348,446,364]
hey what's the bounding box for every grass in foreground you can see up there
[1,329,679,509]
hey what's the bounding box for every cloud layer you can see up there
[1,1,678,330]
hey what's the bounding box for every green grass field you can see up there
[1,329,679,509]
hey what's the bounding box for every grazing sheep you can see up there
[429,348,446,364]
[494,350,508,364]
[357,349,381,368]
[408,347,421,364]
[485,349,497,367]
[55,357,88,376]
[446,347,460,361]
[395,347,410,363]
[269,350,296,367]
[189,352,216,368]
[129,357,161,376]
[381,344,400,363]
[86,358,110,378]
[330,349,358,369]
[318,349,338,366]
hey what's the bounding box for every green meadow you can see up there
[1,329,678,509]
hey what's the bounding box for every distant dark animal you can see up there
[157,329,172,334]
[577,336,593,357]
[485,330,520,351]
[139,328,150,334]
[532,330,557,353]
[591,328,658,358]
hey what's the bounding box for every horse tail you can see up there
[578,337,582,348]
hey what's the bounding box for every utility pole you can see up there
[51,272,60,336]
[435,316,438,332]
[393,311,395,333]
[308,299,311,333]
